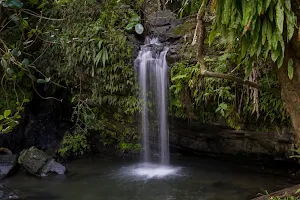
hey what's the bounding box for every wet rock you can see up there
[18,147,66,176]
[0,184,20,200]
[146,10,182,42]
[0,154,18,179]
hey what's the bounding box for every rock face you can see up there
[143,7,198,65]
[169,121,295,161]
[0,154,18,179]
[18,147,66,176]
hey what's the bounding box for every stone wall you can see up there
[169,121,295,160]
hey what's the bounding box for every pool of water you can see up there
[2,156,292,200]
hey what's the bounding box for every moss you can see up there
[172,19,197,37]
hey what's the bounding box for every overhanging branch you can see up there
[200,70,260,89]
[192,3,259,89]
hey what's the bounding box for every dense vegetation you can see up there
[0,0,143,156]
[170,0,295,131]
[1,0,300,159]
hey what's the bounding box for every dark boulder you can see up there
[0,148,18,179]
[18,147,66,176]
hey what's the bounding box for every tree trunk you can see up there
[278,41,300,140]
[277,2,300,140]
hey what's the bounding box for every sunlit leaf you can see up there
[4,110,11,118]
[1,0,23,9]
[275,0,284,34]
[125,22,135,31]
[288,58,294,80]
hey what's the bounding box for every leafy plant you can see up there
[58,131,88,158]
[209,0,296,70]
[125,12,144,35]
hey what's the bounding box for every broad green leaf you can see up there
[209,24,218,46]
[21,19,29,29]
[4,110,11,118]
[275,0,284,34]
[242,0,252,26]
[37,3,46,9]
[239,36,248,61]
[288,58,294,80]
[125,22,135,31]
[220,103,228,110]
[222,0,231,25]
[6,68,14,75]
[261,17,268,45]
[271,47,280,62]
[2,0,23,9]
[171,74,187,81]
[277,53,284,68]
[17,71,24,77]
[263,43,271,59]
[9,14,19,23]
[0,125,2,132]
[268,1,274,22]
[256,39,262,58]
[0,115,3,120]
[23,99,30,103]
[98,40,103,50]
[1,58,7,68]
[257,0,263,15]
[102,48,108,67]
[22,58,30,67]
[286,11,295,41]
[95,51,102,66]
[271,33,278,50]
[131,15,140,23]
[14,115,21,119]
[11,48,21,57]
[265,0,272,11]
[220,109,225,117]
[266,20,273,47]
[135,23,144,35]
[285,0,291,11]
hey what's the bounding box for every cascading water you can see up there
[135,38,169,165]
[121,38,181,179]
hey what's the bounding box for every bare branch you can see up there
[21,9,64,21]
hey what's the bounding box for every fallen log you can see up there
[252,184,300,200]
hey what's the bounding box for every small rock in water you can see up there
[18,146,66,176]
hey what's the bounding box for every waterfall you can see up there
[135,38,170,165]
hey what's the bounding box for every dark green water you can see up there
[3,156,291,200]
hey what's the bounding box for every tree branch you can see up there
[200,70,260,89]
[192,3,259,89]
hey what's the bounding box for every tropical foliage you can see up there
[0,0,143,154]
[169,0,295,130]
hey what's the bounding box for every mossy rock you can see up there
[19,147,66,176]
[172,19,197,37]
